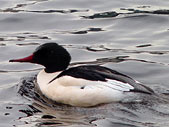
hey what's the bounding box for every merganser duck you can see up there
[10,43,154,107]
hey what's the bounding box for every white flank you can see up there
[37,69,135,107]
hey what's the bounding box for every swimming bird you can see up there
[10,43,154,107]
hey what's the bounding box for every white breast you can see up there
[37,70,135,107]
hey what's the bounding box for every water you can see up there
[1,0,169,126]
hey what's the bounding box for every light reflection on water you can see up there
[1,0,169,127]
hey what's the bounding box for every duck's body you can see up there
[37,65,153,107]
[10,43,154,107]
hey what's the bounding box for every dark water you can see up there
[1,0,169,126]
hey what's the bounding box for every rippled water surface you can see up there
[1,0,169,127]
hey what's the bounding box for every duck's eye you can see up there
[49,50,54,54]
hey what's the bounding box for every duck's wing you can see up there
[50,65,154,94]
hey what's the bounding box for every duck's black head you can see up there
[9,43,71,73]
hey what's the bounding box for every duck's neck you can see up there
[44,65,67,73]
[37,69,61,92]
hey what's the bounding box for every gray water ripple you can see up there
[27,9,89,14]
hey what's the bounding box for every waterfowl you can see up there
[10,43,154,107]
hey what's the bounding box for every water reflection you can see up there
[28,9,89,14]
[121,8,169,15]
[82,11,119,19]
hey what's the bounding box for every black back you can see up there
[49,65,154,94]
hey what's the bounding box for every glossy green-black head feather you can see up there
[33,43,71,73]
[10,43,71,73]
